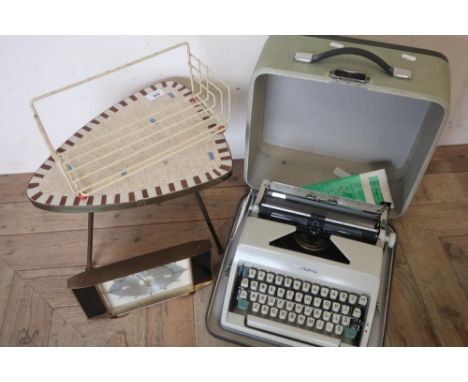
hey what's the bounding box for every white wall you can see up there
[1,35,467,175]
[0,35,268,174]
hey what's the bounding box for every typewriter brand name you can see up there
[293,263,317,274]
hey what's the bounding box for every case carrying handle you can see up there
[295,47,412,80]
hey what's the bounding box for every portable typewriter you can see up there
[207,35,449,346]
[219,180,396,347]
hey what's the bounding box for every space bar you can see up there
[246,315,341,347]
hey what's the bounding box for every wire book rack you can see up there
[30,42,230,196]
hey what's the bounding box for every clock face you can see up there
[107,262,188,299]
[98,259,193,314]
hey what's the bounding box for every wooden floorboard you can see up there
[426,145,468,174]
[0,219,233,270]
[47,311,86,347]
[0,151,467,346]
[0,173,31,204]
[0,187,247,236]
[146,295,196,346]
[193,284,235,347]
[383,226,441,346]
[0,257,15,333]
[0,273,54,346]
[440,235,468,300]
[412,172,468,205]
[398,222,468,346]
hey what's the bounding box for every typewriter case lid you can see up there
[245,36,450,217]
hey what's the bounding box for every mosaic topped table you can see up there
[27,78,232,271]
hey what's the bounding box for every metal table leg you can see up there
[84,191,223,272]
[194,192,224,254]
[86,212,94,271]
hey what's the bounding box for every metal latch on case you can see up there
[330,69,369,84]
[392,67,412,80]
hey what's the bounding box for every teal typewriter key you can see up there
[237,299,249,311]
[344,326,358,340]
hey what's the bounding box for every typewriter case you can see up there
[207,36,450,346]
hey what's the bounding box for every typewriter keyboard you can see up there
[230,264,370,346]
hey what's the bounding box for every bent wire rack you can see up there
[30,42,230,196]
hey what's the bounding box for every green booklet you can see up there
[304,169,394,206]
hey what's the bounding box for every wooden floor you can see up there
[1,147,467,346]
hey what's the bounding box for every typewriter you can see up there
[220,180,396,347]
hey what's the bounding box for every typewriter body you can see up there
[207,36,450,346]
[219,180,395,346]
